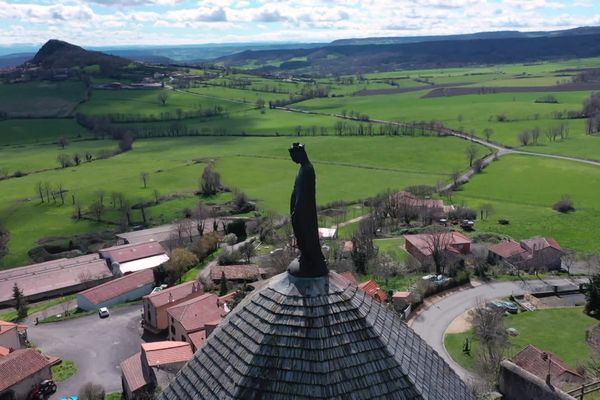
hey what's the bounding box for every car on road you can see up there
[59,396,79,400]
[422,274,450,286]
[488,300,519,314]
[98,307,110,318]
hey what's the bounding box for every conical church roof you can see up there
[159,271,474,400]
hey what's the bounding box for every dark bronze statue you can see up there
[288,143,328,278]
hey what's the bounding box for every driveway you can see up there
[28,304,143,397]
[408,277,586,381]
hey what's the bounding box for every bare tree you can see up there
[422,227,453,275]
[561,249,577,275]
[479,203,494,220]
[518,130,531,146]
[465,144,479,167]
[73,153,81,166]
[200,162,221,196]
[57,153,71,168]
[79,382,105,400]
[36,182,45,203]
[471,300,509,382]
[158,91,169,106]
[58,135,69,149]
[239,241,256,264]
[483,128,493,141]
[140,172,149,188]
[89,201,104,222]
[351,217,378,275]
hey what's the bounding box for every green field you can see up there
[0,135,481,267]
[453,154,600,252]
[0,81,86,117]
[445,307,597,372]
[0,119,91,146]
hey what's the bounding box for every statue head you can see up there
[289,142,309,164]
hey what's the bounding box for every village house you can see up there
[0,254,112,306]
[142,281,204,334]
[99,241,169,275]
[77,269,156,311]
[404,231,472,268]
[209,264,262,285]
[0,348,52,400]
[0,320,27,351]
[489,236,563,270]
[167,293,226,351]
[391,191,453,220]
[121,341,193,400]
[512,344,584,387]
[339,272,387,302]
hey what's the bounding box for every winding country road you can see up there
[408,277,587,381]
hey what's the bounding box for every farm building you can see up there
[0,254,112,306]
[489,236,563,270]
[166,293,225,351]
[209,264,262,284]
[99,241,169,275]
[512,345,584,387]
[0,348,52,400]
[142,281,204,333]
[121,341,193,400]
[404,231,471,268]
[116,219,221,245]
[391,191,453,219]
[158,269,474,400]
[77,269,156,311]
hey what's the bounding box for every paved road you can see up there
[409,277,586,381]
[28,304,143,397]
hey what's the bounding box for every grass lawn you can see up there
[445,307,598,372]
[181,248,222,282]
[105,393,123,400]
[453,154,600,253]
[0,119,91,146]
[374,237,409,263]
[0,295,76,322]
[358,272,419,292]
[51,360,78,382]
[0,81,86,117]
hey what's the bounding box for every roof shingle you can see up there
[79,269,154,305]
[0,348,50,391]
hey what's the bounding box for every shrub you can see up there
[449,206,477,221]
[226,220,247,241]
[498,219,510,225]
[553,195,575,213]
[218,250,241,265]
[535,95,559,104]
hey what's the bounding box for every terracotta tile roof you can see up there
[100,241,166,264]
[0,254,111,304]
[489,240,526,259]
[0,348,50,391]
[167,293,224,333]
[393,291,411,299]
[404,231,471,257]
[79,269,154,305]
[188,330,207,350]
[209,264,260,282]
[121,352,152,392]
[521,237,563,252]
[0,320,27,335]
[339,271,358,285]
[0,346,10,356]
[218,292,236,304]
[358,279,387,302]
[512,345,583,382]
[142,341,193,367]
[145,281,203,308]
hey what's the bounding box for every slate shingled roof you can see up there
[159,271,474,400]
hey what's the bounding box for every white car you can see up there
[98,307,110,318]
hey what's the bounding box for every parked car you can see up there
[98,307,110,318]
[59,396,79,400]
[489,300,518,314]
[422,274,450,286]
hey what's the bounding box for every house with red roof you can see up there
[404,231,471,268]
[338,272,387,302]
[209,264,262,284]
[512,344,584,387]
[489,236,563,270]
[167,293,225,351]
[121,341,193,400]
[99,241,169,275]
[0,348,52,400]
[0,320,27,351]
[77,269,156,311]
[142,281,204,334]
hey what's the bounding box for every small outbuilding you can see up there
[77,269,155,311]
[0,348,52,400]
[99,241,169,275]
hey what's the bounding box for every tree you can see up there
[158,91,169,105]
[140,172,149,188]
[480,203,494,220]
[483,128,493,141]
[422,227,452,275]
[119,132,134,152]
[89,201,105,222]
[200,162,221,196]
[465,144,479,167]
[239,241,256,264]
[73,153,81,166]
[12,283,28,320]
[561,249,577,276]
[351,217,378,275]
[58,135,69,149]
[57,153,71,168]
[471,300,508,381]
[586,274,600,316]
[219,271,228,296]
[79,382,105,400]
[518,130,531,146]
[166,248,199,283]
[36,182,45,203]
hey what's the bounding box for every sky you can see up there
[1,0,600,47]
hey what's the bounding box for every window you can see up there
[147,310,151,321]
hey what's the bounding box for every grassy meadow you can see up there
[0,81,86,117]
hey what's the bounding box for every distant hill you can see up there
[216,32,600,74]
[29,39,131,69]
[0,52,34,69]
[329,26,600,46]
